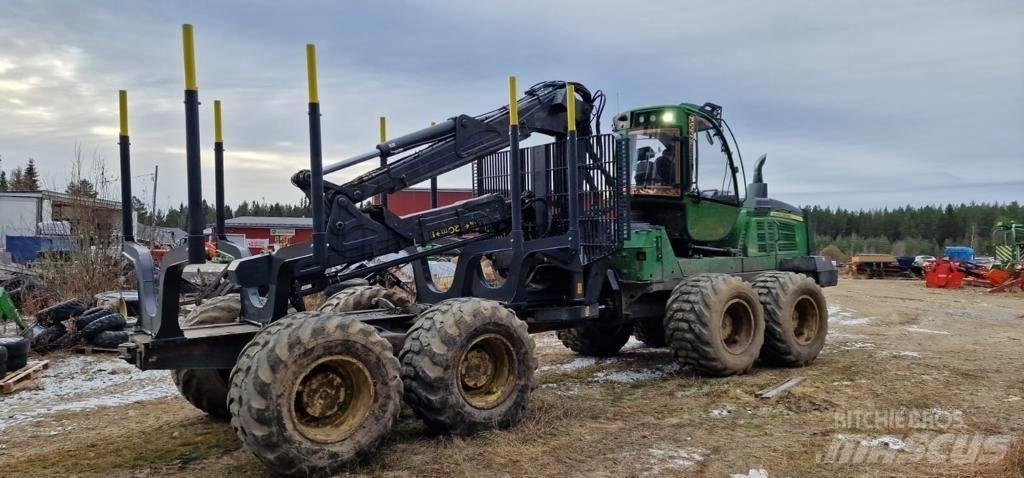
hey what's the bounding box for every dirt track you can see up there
[1,279,1021,477]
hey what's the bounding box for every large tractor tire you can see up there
[79,313,126,340]
[752,271,828,366]
[170,294,240,420]
[400,298,536,435]
[0,336,30,371]
[36,299,88,326]
[665,273,765,376]
[319,285,410,313]
[74,306,114,330]
[556,322,632,357]
[229,311,402,477]
[633,317,667,347]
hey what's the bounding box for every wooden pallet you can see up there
[1,360,50,394]
[74,345,120,355]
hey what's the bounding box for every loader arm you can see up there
[293,81,595,204]
[287,80,598,263]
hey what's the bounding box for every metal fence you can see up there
[473,134,628,263]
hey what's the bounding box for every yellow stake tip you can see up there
[118,90,128,136]
[181,24,198,90]
[508,75,519,126]
[213,100,223,142]
[305,44,319,104]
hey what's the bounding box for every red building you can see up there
[223,216,313,254]
[372,188,474,216]
[224,188,473,254]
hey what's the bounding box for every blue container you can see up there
[944,246,974,262]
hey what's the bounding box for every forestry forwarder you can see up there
[116,25,837,476]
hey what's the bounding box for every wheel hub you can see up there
[298,371,345,418]
[792,295,821,345]
[458,334,515,410]
[461,348,497,389]
[292,356,374,443]
[721,299,755,354]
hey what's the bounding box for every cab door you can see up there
[684,118,741,242]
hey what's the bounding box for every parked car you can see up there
[913,255,936,268]
[972,256,999,269]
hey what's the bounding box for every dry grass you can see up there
[1,280,1021,477]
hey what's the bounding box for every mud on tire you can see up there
[228,312,402,477]
[170,294,241,420]
[400,298,536,435]
[752,271,828,366]
[319,285,410,313]
[665,273,765,376]
[556,322,632,357]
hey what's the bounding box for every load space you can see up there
[111,24,838,476]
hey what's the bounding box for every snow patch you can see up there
[532,332,563,349]
[904,326,951,335]
[710,405,735,418]
[537,357,601,374]
[893,351,921,358]
[591,362,680,383]
[0,355,177,432]
[622,336,646,351]
[828,303,874,326]
[861,435,907,450]
[731,469,769,478]
[838,341,875,350]
[642,446,709,471]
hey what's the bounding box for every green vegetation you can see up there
[809,202,1023,259]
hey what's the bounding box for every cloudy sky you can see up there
[0,0,1021,211]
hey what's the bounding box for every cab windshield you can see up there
[629,128,681,196]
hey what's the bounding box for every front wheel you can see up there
[228,312,402,477]
[400,298,536,435]
[752,271,828,366]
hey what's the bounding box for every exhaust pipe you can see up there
[747,154,768,201]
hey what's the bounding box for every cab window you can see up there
[693,121,738,203]
[629,128,681,196]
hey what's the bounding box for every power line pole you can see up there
[151,165,159,227]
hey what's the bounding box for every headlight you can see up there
[661,111,675,123]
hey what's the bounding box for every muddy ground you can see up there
[1,279,1021,477]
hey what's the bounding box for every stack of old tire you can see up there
[0,336,31,377]
[30,299,128,352]
[76,306,128,348]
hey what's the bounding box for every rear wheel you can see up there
[228,312,402,477]
[319,285,410,313]
[400,298,536,435]
[665,273,765,376]
[633,317,667,347]
[556,322,632,357]
[752,271,828,366]
[170,294,240,420]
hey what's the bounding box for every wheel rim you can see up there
[292,355,374,443]
[458,334,516,410]
[720,298,755,354]
[791,295,821,345]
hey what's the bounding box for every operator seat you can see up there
[634,147,655,185]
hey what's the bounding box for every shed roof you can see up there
[225,216,313,228]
